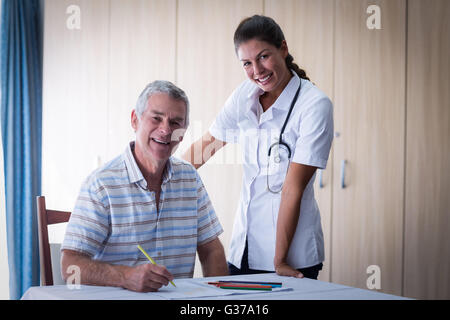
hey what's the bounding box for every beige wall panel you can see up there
[265,0,335,282]
[42,0,109,242]
[404,0,450,300]
[176,0,263,274]
[107,0,177,159]
[264,0,334,99]
[332,0,405,295]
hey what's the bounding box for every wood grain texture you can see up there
[107,0,177,159]
[404,0,450,300]
[332,0,406,295]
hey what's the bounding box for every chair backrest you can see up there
[36,196,71,286]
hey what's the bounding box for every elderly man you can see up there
[61,80,228,292]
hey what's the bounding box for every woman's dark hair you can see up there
[234,15,310,81]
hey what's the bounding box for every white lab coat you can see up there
[209,71,334,270]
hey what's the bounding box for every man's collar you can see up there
[124,141,173,186]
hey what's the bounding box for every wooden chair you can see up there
[36,196,71,286]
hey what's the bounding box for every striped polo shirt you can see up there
[61,142,223,278]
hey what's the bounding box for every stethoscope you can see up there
[266,80,301,193]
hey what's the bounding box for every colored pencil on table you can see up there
[207,282,273,290]
[208,282,272,288]
[218,280,282,287]
[216,285,272,291]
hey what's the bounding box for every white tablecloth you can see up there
[21,273,409,300]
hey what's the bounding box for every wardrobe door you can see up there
[332,0,406,295]
[404,0,450,299]
[265,0,335,282]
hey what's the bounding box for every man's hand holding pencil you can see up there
[121,263,175,293]
[119,245,175,293]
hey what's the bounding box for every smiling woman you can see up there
[237,39,291,111]
[183,15,333,280]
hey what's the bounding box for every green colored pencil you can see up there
[218,286,272,291]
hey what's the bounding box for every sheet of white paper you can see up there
[152,279,293,300]
[152,280,230,299]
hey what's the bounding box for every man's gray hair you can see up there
[135,80,190,127]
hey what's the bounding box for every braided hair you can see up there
[234,15,310,81]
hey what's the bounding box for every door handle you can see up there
[341,160,347,189]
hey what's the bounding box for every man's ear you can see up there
[131,109,138,132]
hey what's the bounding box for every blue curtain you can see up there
[1,0,42,299]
